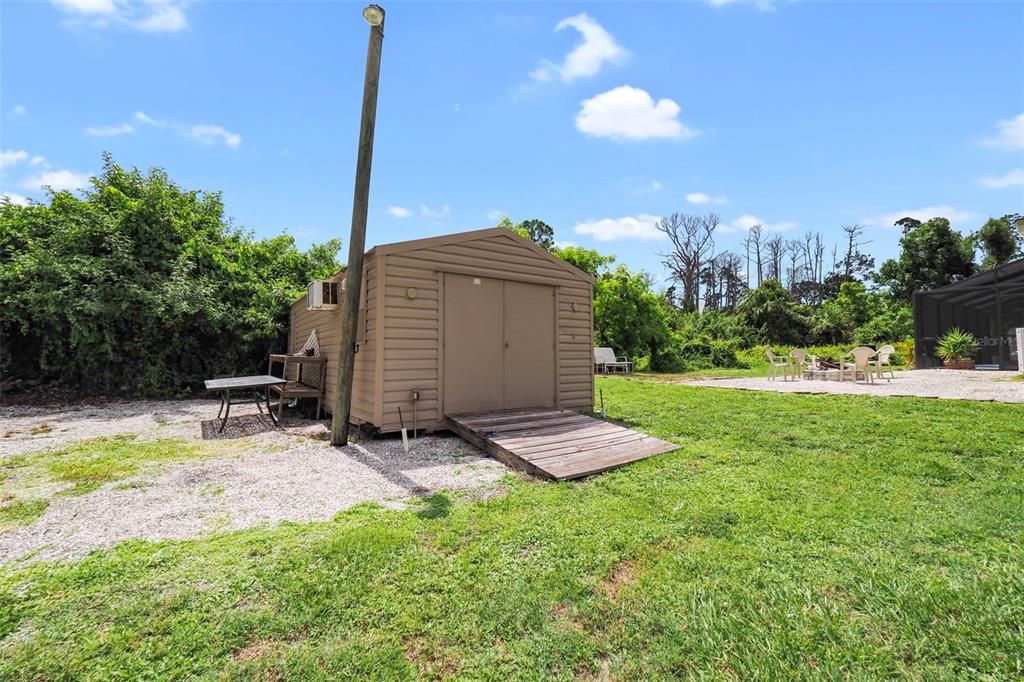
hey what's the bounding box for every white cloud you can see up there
[721,214,798,233]
[51,0,116,15]
[188,124,241,148]
[85,122,135,136]
[981,113,1024,150]
[1,192,31,206]
[0,150,29,169]
[978,168,1024,189]
[862,205,973,228]
[553,240,577,249]
[134,110,164,126]
[30,155,47,166]
[388,205,412,218]
[685,192,727,205]
[421,204,450,219]
[573,213,663,241]
[50,0,188,32]
[650,180,663,192]
[576,86,696,141]
[21,169,91,192]
[487,209,506,221]
[704,0,778,10]
[10,105,27,116]
[130,112,241,148]
[133,0,186,32]
[531,13,627,84]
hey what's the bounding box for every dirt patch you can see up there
[232,638,283,662]
[599,559,638,603]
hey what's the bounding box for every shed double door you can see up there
[443,273,555,415]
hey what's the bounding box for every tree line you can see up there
[2,155,1019,395]
[503,207,1021,371]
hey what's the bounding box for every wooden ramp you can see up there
[445,408,677,481]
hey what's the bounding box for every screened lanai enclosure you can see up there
[914,258,1024,370]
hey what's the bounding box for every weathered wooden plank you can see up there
[457,408,567,429]
[479,414,594,435]
[541,438,678,480]
[492,420,624,444]
[445,416,551,480]
[445,408,675,480]
[514,429,648,456]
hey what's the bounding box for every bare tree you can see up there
[839,223,873,281]
[718,252,747,309]
[765,235,785,282]
[657,212,720,311]
[742,224,765,287]
[785,239,804,290]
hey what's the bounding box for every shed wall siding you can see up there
[287,254,377,425]
[377,234,593,433]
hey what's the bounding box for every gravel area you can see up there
[0,400,507,565]
[685,369,1024,403]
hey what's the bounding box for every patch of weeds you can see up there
[0,454,29,484]
[0,498,48,530]
[203,510,234,533]
[58,481,104,497]
[29,434,209,492]
[112,481,150,492]
[199,483,225,498]
[29,423,53,435]
[688,508,739,538]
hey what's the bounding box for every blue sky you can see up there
[2,0,1022,284]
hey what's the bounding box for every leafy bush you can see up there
[737,280,810,345]
[852,305,913,346]
[0,156,341,396]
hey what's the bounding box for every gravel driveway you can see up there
[0,400,507,564]
[685,369,1024,402]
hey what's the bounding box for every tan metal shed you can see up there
[288,227,595,434]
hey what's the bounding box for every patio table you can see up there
[204,375,286,433]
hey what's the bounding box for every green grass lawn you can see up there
[1,379,1022,680]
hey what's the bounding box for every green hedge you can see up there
[0,157,341,397]
[737,340,913,368]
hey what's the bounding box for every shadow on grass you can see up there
[416,492,452,519]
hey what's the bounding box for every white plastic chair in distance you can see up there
[872,344,895,381]
[765,350,792,381]
[789,348,816,380]
[841,346,876,384]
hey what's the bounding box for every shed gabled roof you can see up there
[371,227,595,284]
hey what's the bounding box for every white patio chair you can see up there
[593,347,632,374]
[840,346,876,384]
[765,349,792,381]
[789,348,816,380]
[871,344,896,381]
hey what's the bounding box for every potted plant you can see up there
[935,328,980,369]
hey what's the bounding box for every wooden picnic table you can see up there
[203,375,286,433]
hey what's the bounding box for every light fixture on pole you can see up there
[362,4,384,25]
[331,4,386,446]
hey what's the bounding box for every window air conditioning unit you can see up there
[307,280,341,310]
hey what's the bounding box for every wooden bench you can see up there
[267,354,328,420]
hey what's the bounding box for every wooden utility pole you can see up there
[332,4,385,446]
